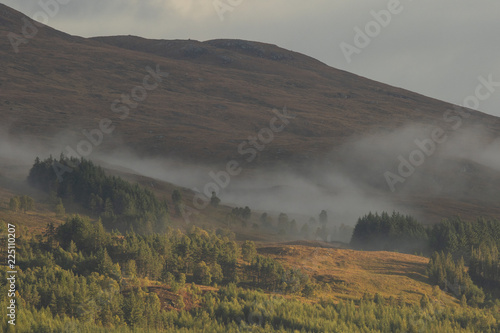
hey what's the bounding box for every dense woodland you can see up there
[2,217,500,332]
[351,213,500,257]
[28,156,169,233]
[0,157,499,331]
[350,212,428,253]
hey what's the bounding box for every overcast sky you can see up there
[2,0,500,117]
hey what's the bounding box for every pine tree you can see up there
[172,189,182,204]
[144,292,161,328]
[97,248,114,277]
[127,291,144,328]
[319,210,328,224]
[178,273,186,287]
[301,223,310,239]
[171,189,182,215]
[194,261,212,285]
[211,263,223,285]
[44,222,57,249]
[9,197,20,212]
[460,294,467,307]
[19,195,34,213]
[55,198,65,218]
[210,192,221,207]
[177,295,185,310]
[104,198,114,217]
[49,291,57,314]
[242,241,257,261]
[124,260,137,279]
[420,294,430,309]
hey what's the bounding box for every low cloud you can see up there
[2,119,500,229]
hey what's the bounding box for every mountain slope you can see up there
[3,4,500,164]
[2,3,500,224]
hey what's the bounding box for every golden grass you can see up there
[260,244,458,306]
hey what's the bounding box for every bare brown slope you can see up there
[2,4,500,165]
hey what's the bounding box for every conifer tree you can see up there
[55,198,65,218]
[210,192,221,207]
[9,196,20,211]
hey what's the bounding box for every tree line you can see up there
[9,195,34,213]
[28,156,168,233]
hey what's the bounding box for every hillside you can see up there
[3,2,500,225]
[259,242,459,305]
[3,3,500,164]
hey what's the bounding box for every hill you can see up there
[3,2,500,225]
[3,3,500,163]
[258,242,458,305]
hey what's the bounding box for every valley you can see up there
[1,3,500,332]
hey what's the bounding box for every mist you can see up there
[2,120,500,231]
[83,147,402,229]
[0,127,56,178]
